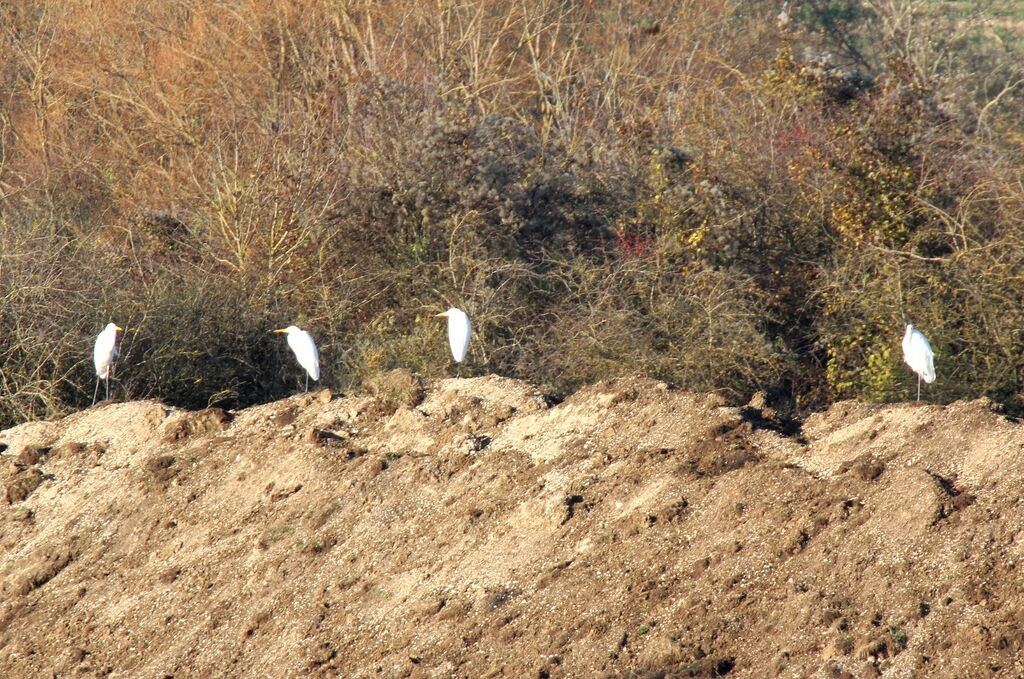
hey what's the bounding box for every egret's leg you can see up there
[305,374,309,393]
[105,377,110,402]
[92,378,100,406]
[917,376,921,402]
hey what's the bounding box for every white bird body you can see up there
[275,325,320,390]
[92,322,122,404]
[94,322,120,379]
[902,324,935,400]
[437,308,471,363]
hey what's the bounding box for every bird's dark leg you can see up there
[105,377,110,402]
[305,374,309,393]
[917,376,921,402]
[92,378,100,406]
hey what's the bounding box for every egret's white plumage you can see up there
[275,325,320,391]
[902,323,935,401]
[92,322,122,405]
[436,308,471,363]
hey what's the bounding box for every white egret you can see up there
[435,307,471,363]
[902,323,935,401]
[274,325,320,392]
[93,322,122,405]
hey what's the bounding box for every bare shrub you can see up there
[0,0,1022,426]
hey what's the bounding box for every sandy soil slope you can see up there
[1,374,1023,678]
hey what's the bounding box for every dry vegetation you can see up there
[1,0,1023,426]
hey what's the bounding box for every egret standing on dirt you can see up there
[274,325,320,392]
[93,322,122,405]
[902,323,935,401]
[436,307,471,363]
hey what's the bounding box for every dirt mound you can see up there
[1,378,1023,678]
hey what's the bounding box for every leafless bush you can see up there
[1,0,1022,427]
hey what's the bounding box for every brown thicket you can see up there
[1,0,1022,426]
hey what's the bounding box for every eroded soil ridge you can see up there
[2,375,1023,678]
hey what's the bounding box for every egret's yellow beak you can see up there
[273,328,288,334]
[434,311,449,318]
[114,325,123,332]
